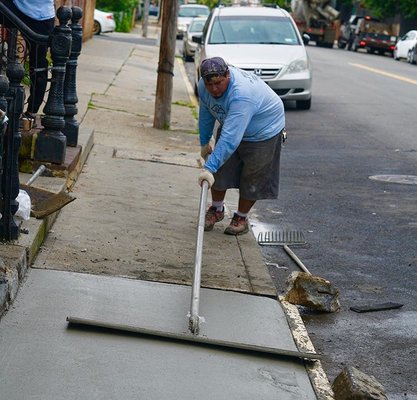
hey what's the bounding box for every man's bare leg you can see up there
[237,197,256,215]
[211,188,226,203]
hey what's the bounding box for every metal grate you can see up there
[241,67,281,80]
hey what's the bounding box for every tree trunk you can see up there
[153,0,178,130]
[142,0,150,38]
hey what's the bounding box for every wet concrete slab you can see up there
[0,269,316,400]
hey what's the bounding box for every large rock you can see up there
[332,366,387,399]
[284,271,340,313]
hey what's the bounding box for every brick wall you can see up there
[54,0,96,41]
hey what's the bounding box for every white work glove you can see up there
[198,169,215,188]
[200,143,212,161]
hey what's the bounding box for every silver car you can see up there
[176,4,210,39]
[183,17,208,61]
[193,5,312,110]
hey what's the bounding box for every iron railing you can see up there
[0,3,83,241]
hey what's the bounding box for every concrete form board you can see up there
[0,269,316,399]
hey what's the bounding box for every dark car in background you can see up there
[149,4,159,16]
[352,31,396,56]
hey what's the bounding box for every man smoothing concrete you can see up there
[197,57,286,235]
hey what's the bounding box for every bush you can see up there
[113,10,135,32]
[96,0,136,13]
[96,0,137,32]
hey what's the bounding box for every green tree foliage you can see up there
[199,0,220,9]
[199,0,288,10]
[362,0,417,19]
[96,0,137,32]
[96,0,137,12]
[399,0,417,18]
[262,0,289,10]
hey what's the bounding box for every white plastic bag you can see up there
[16,189,31,220]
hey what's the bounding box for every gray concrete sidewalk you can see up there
[32,39,276,296]
[0,24,333,399]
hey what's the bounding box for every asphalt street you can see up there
[251,46,417,399]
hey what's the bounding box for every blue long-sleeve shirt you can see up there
[198,66,285,174]
[13,0,55,20]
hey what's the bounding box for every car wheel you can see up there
[183,46,193,62]
[407,49,414,64]
[411,50,417,65]
[93,21,101,35]
[296,98,311,110]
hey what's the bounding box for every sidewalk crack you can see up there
[236,237,254,293]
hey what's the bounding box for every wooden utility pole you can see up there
[153,0,179,130]
[142,0,150,38]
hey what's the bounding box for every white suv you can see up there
[193,5,312,110]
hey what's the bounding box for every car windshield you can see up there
[189,20,206,32]
[179,7,209,18]
[208,16,300,45]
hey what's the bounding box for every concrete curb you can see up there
[280,297,335,399]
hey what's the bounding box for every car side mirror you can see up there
[302,33,310,45]
[192,35,202,44]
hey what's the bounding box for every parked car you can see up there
[193,5,312,110]
[351,31,397,56]
[93,9,116,35]
[182,17,207,61]
[394,30,417,60]
[149,4,159,17]
[177,4,210,38]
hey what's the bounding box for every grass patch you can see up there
[172,100,198,120]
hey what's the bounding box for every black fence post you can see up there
[34,6,72,164]
[63,6,83,147]
[0,28,24,241]
[0,74,9,239]
[0,74,7,171]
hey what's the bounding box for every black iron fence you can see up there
[0,3,82,241]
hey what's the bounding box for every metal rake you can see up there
[257,230,306,246]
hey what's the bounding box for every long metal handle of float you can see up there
[189,179,209,335]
